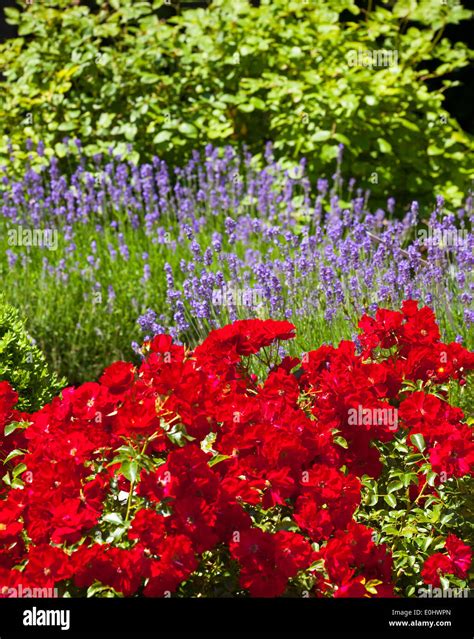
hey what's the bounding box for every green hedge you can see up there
[0,298,65,410]
[1,0,473,205]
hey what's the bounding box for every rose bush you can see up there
[0,301,472,597]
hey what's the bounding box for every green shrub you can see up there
[0,0,472,206]
[0,297,65,410]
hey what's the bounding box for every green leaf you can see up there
[430,506,441,523]
[424,495,440,508]
[410,433,426,452]
[102,512,123,525]
[401,472,418,487]
[333,132,351,145]
[334,435,348,449]
[439,575,450,591]
[422,537,433,552]
[87,582,115,597]
[405,453,424,465]
[238,103,255,113]
[384,494,397,508]
[208,454,231,467]
[440,513,453,525]
[249,97,266,110]
[54,142,69,158]
[365,492,378,506]
[153,130,172,144]
[122,123,137,142]
[3,449,24,464]
[110,526,127,541]
[387,480,403,493]
[12,463,27,479]
[57,121,77,132]
[381,525,399,535]
[178,122,198,138]
[115,445,136,456]
[426,471,437,487]
[97,113,114,129]
[312,130,332,142]
[365,579,382,595]
[18,22,36,36]
[121,460,139,484]
[398,118,420,132]
[4,421,28,437]
[377,138,392,153]
[4,7,20,24]
[166,423,195,447]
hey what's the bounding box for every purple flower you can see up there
[6,249,18,268]
[1,139,472,355]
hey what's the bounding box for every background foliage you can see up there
[0,0,473,207]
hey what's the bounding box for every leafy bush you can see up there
[0,302,472,597]
[1,0,473,205]
[0,297,65,410]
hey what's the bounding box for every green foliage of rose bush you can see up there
[0,0,473,206]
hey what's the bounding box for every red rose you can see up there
[445,534,471,578]
[71,382,111,421]
[143,535,197,597]
[23,545,72,588]
[273,531,314,578]
[99,361,135,394]
[421,553,454,587]
[429,425,474,478]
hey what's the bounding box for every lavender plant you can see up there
[0,141,472,383]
